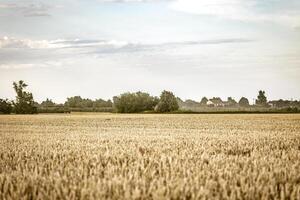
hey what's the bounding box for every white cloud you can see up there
[0,63,41,69]
[0,2,52,17]
[170,0,300,26]
[0,62,62,69]
[0,36,253,50]
[0,37,135,50]
[96,0,173,2]
[0,36,254,69]
[52,39,130,49]
[0,36,54,49]
[171,0,247,17]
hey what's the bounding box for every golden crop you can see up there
[0,114,300,200]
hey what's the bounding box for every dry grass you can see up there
[0,113,300,200]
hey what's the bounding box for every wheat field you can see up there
[0,113,300,200]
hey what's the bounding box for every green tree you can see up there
[200,97,208,106]
[65,96,84,108]
[40,98,56,107]
[65,96,111,109]
[13,80,37,114]
[113,92,158,113]
[239,97,250,107]
[93,99,113,108]
[155,90,179,113]
[256,90,268,106]
[227,97,237,107]
[0,99,12,114]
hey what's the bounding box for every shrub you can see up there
[0,99,12,114]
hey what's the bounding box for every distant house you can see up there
[207,100,214,107]
[268,101,277,108]
[185,99,200,107]
[268,100,298,108]
[207,97,225,107]
[176,98,201,109]
[224,97,238,107]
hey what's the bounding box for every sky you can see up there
[0,0,300,103]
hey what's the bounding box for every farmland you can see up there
[0,113,300,199]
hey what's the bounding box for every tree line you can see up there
[0,80,299,114]
[0,80,180,114]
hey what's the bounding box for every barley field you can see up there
[0,113,300,200]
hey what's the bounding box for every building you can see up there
[207,97,225,107]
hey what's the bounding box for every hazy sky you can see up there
[0,0,300,103]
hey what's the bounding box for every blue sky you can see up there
[0,0,300,103]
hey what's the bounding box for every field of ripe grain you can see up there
[0,114,300,200]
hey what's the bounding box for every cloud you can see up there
[0,2,51,17]
[170,0,300,26]
[95,0,174,3]
[88,38,253,55]
[0,36,254,68]
[1,36,253,50]
[0,36,54,49]
[52,39,130,49]
[0,37,131,50]
[162,38,253,46]
[34,38,253,55]
[0,62,63,69]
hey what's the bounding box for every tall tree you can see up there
[40,98,56,107]
[113,92,158,113]
[64,96,84,108]
[13,80,37,114]
[227,97,237,107]
[155,90,179,113]
[200,97,208,106]
[256,90,268,106]
[239,97,250,107]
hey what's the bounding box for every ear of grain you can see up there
[0,114,299,199]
